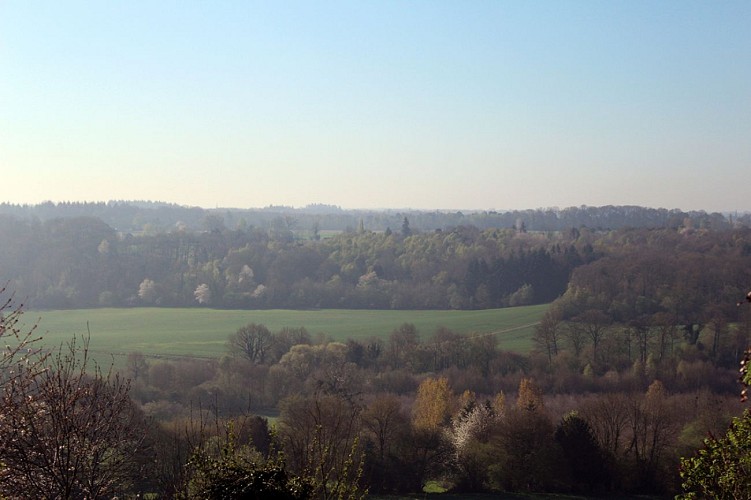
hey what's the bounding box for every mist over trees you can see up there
[0,202,747,311]
[0,200,734,234]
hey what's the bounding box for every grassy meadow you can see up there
[22,304,548,366]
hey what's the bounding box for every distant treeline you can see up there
[0,200,738,233]
[0,202,750,311]
[0,215,580,309]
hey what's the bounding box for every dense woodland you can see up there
[0,202,747,312]
[1,202,751,497]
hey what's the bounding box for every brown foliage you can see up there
[412,377,453,431]
[0,337,146,499]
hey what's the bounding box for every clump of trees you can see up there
[0,283,749,497]
[114,310,749,497]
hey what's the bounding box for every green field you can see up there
[22,305,548,364]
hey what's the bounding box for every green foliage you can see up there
[678,349,751,498]
[0,205,746,315]
[740,347,751,403]
[678,408,751,499]
[554,412,609,493]
[183,424,311,500]
[0,210,585,309]
[185,449,311,499]
[307,436,367,500]
[422,480,447,493]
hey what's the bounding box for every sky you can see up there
[1,1,749,212]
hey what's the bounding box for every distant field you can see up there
[22,305,548,364]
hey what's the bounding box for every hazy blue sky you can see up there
[1,1,749,211]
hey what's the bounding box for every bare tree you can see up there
[228,323,274,364]
[0,286,46,389]
[362,394,407,462]
[563,323,588,358]
[628,316,651,365]
[532,308,564,367]
[0,336,146,499]
[277,391,364,499]
[387,323,419,369]
[626,381,678,486]
[707,306,729,361]
[581,392,631,458]
[272,326,312,361]
[652,312,679,362]
[572,309,612,363]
